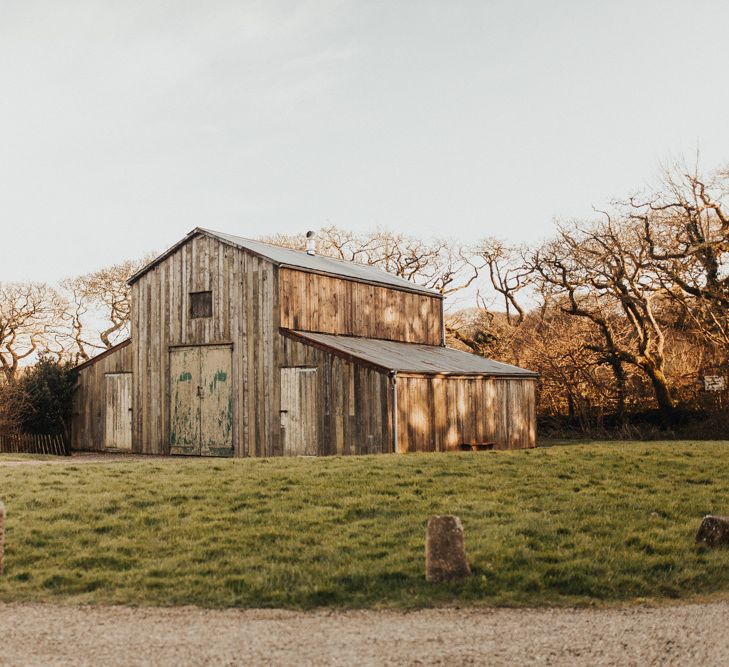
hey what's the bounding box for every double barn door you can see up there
[169,345,233,457]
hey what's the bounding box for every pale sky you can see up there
[2,0,728,283]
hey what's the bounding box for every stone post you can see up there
[425,515,471,583]
[696,515,729,547]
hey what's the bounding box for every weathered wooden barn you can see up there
[72,228,537,456]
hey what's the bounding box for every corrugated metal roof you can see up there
[129,228,441,297]
[289,331,538,377]
[206,230,440,296]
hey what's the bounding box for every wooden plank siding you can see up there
[131,234,283,457]
[71,341,133,451]
[279,268,443,345]
[395,376,537,453]
[72,231,538,458]
[281,336,392,455]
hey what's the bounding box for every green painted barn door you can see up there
[170,347,202,455]
[200,345,233,457]
[170,345,233,457]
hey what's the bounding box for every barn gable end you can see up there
[72,339,133,452]
[130,231,281,457]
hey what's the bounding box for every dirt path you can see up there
[0,601,726,666]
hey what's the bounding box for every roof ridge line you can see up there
[128,227,441,297]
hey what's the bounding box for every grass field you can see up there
[1,441,729,608]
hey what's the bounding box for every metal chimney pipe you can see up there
[306,230,316,256]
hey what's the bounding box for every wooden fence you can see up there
[0,433,69,456]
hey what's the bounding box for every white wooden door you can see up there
[280,367,318,456]
[104,373,132,450]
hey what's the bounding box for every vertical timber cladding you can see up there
[281,335,392,455]
[131,233,282,456]
[278,268,443,345]
[396,376,537,452]
[72,340,132,452]
[170,345,233,456]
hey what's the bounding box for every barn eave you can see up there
[73,338,132,372]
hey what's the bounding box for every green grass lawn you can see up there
[1,441,729,608]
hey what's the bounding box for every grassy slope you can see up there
[1,441,729,608]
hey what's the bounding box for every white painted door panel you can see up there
[104,373,132,450]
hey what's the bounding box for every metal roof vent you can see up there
[306,230,316,256]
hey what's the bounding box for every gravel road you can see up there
[1,601,727,666]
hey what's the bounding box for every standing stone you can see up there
[425,515,471,583]
[696,515,729,547]
[0,501,5,576]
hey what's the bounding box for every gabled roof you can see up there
[128,228,441,297]
[286,331,538,377]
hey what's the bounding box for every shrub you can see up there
[14,355,77,439]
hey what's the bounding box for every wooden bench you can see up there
[458,443,495,452]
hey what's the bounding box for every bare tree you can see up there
[522,307,623,430]
[59,256,152,361]
[446,307,509,358]
[628,164,729,350]
[0,282,65,383]
[532,216,676,421]
[263,227,482,296]
[444,238,535,377]
[475,239,533,325]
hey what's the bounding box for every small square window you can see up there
[190,291,212,318]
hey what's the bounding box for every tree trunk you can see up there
[642,364,677,422]
[608,357,627,426]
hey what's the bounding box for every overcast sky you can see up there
[2,0,728,283]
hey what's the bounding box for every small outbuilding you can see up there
[72,228,537,456]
